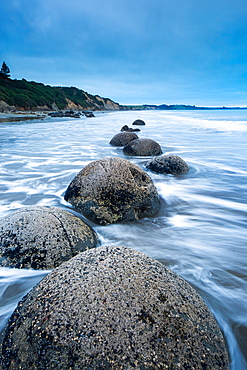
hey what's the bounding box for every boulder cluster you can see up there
[121,124,140,132]
[110,119,190,174]
[48,110,95,118]
[0,117,229,369]
[111,120,163,157]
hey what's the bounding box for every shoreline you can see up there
[0,109,114,123]
[0,112,47,123]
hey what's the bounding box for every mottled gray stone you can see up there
[146,154,190,175]
[1,246,229,370]
[0,206,99,270]
[123,139,162,157]
[109,132,138,147]
[64,157,160,225]
[132,119,145,125]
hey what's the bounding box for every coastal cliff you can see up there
[0,75,124,112]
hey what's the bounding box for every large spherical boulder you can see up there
[146,154,190,175]
[1,246,229,370]
[64,157,160,225]
[123,138,162,156]
[132,119,145,125]
[0,206,99,269]
[109,132,138,146]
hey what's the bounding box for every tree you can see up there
[0,61,10,78]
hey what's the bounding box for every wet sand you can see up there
[0,112,46,123]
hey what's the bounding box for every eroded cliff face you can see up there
[93,96,121,110]
[0,100,15,112]
[0,96,123,112]
[0,75,125,112]
[65,98,82,110]
[64,95,123,111]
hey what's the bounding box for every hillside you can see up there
[0,75,123,111]
[129,104,247,110]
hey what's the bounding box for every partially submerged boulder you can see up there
[109,132,138,147]
[132,119,145,125]
[64,157,160,225]
[1,246,229,370]
[121,125,140,132]
[0,206,98,269]
[146,154,190,175]
[123,138,162,156]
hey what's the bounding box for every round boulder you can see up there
[1,246,229,370]
[64,157,160,225]
[123,138,162,156]
[132,119,145,125]
[0,206,99,270]
[109,132,138,147]
[146,154,190,175]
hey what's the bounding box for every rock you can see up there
[48,111,82,118]
[64,157,160,225]
[48,111,64,117]
[0,206,99,270]
[121,125,140,132]
[109,132,139,147]
[65,111,82,118]
[64,110,75,116]
[71,113,81,118]
[146,154,190,175]
[84,111,95,117]
[121,124,129,131]
[1,246,229,370]
[123,138,162,156]
[132,119,145,125]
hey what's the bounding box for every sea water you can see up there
[0,110,247,369]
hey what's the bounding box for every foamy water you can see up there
[0,110,247,369]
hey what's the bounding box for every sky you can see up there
[1,0,247,106]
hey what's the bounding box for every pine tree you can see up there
[0,61,10,78]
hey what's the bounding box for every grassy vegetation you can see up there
[0,75,119,110]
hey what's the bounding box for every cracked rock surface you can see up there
[1,246,229,370]
[64,157,160,225]
[0,206,99,269]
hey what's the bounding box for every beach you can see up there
[0,110,247,369]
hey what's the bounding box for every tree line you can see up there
[0,62,11,78]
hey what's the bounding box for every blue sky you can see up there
[1,0,247,106]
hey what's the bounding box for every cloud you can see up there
[1,0,247,105]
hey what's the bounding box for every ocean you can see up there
[0,109,247,369]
